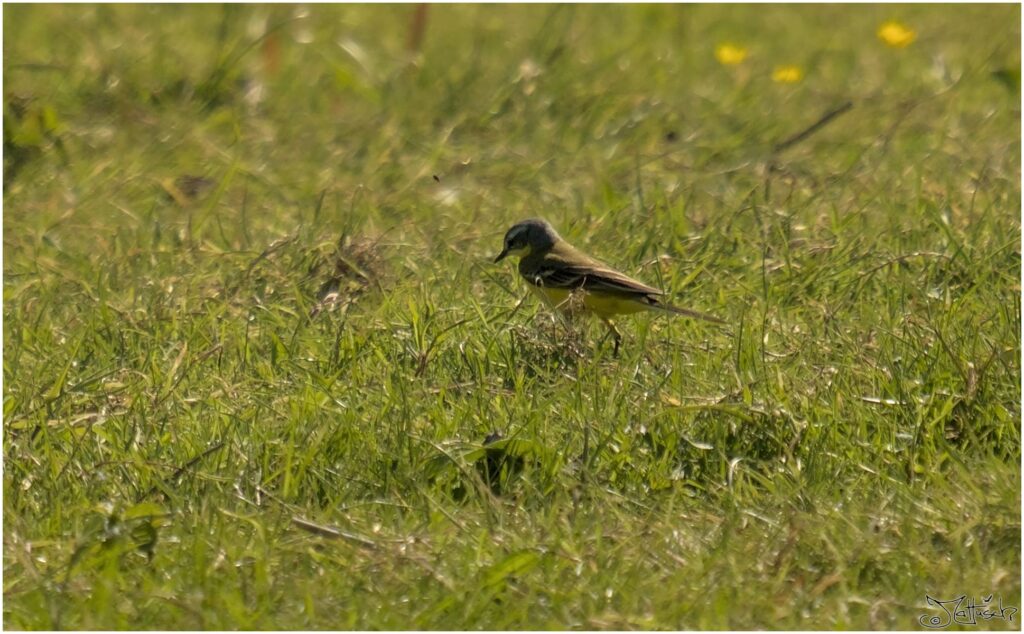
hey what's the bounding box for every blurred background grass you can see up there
[3,4,1021,629]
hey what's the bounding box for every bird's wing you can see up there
[524,249,664,297]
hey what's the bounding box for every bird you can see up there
[493,218,726,355]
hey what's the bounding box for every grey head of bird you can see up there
[493,218,561,263]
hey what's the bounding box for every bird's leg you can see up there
[597,316,623,357]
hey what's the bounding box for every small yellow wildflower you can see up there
[877,20,916,48]
[715,43,748,66]
[772,65,803,83]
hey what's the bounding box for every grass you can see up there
[3,4,1021,630]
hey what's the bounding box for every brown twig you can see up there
[138,441,226,502]
[290,516,379,549]
[407,4,429,53]
[772,100,854,156]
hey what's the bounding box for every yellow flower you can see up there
[715,43,748,66]
[772,65,803,83]
[877,20,916,48]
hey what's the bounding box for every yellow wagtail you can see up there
[494,218,725,354]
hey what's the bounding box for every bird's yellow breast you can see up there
[530,286,648,318]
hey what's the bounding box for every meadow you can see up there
[3,4,1021,629]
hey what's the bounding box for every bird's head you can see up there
[494,218,560,263]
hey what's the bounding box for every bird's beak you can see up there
[493,248,509,263]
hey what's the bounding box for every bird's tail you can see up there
[650,302,728,325]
